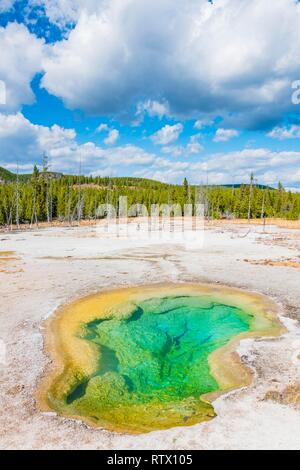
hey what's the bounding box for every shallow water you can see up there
[63,295,253,432]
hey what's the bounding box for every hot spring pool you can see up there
[40,284,284,434]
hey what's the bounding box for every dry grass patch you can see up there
[244,257,300,269]
[265,384,300,409]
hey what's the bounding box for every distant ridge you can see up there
[206,184,275,190]
[0,166,275,190]
[0,166,59,183]
[0,166,16,183]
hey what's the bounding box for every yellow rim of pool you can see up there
[38,283,285,434]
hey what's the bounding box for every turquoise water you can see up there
[63,295,253,431]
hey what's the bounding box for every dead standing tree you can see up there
[77,156,84,225]
[42,153,53,224]
[15,161,20,229]
[248,173,255,222]
[30,165,39,229]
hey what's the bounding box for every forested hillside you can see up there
[0,166,16,183]
[0,166,299,226]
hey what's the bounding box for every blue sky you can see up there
[0,0,300,189]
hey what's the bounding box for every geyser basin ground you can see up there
[39,284,284,434]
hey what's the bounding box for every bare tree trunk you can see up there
[261,190,266,231]
[248,173,254,222]
[49,176,53,223]
[30,191,38,229]
[43,153,50,224]
[15,162,20,229]
[77,157,82,225]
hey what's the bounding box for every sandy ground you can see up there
[0,221,300,450]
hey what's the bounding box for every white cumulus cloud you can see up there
[104,129,119,145]
[39,0,300,129]
[214,128,239,142]
[0,112,154,174]
[135,100,169,124]
[0,112,76,167]
[151,124,183,145]
[96,123,109,132]
[1,113,299,189]
[0,23,44,112]
[162,134,203,156]
[267,125,300,140]
[137,148,300,189]
[96,123,119,145]
[194,119,214,130]
[28,0,105,29]
[0,0,14,12]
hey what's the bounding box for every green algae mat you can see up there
[39,284,284,434]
